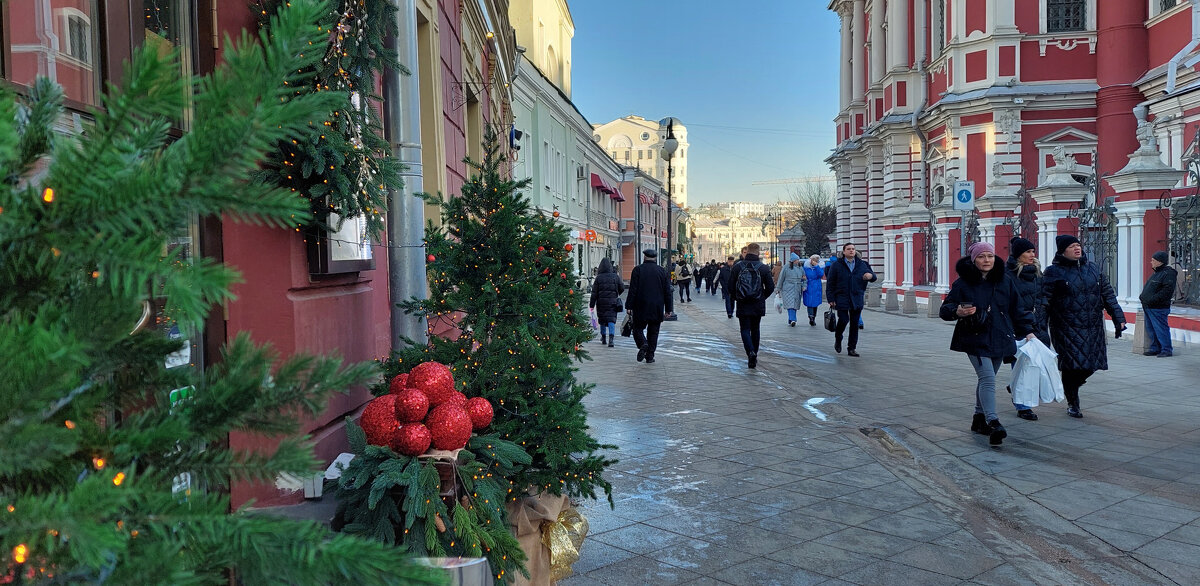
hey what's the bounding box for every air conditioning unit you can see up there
[576,165,587,180]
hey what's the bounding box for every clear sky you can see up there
[568,1,841,207]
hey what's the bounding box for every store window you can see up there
[2,2,102,105]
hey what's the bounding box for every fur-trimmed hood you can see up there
[955,256,1006,285]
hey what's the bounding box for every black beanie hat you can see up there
[1056,235,1081,255]
[1152,250,1169,264]
[1010,237,1035,259]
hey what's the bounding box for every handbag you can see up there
[620,313,633,337]
[823,309,837,332]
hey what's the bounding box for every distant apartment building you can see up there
[592,115,690,209]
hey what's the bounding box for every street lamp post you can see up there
[660,119,679,265]
[633,175,644,262]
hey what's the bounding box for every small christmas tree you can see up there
[391,130,615,501]
[0,1,439,584]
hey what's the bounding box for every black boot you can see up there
[971,413,987,434]
[600,333,606,345]
[1067,403,1083,418]
[987,419,1007,446]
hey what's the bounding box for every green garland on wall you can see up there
[255,0,405,238]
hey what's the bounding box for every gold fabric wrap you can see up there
[506,493,589,585]
[541,507,589,581]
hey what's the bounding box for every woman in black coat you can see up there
[1005,237,1050,421]
[1041,235,1126,418]
[941,242,1035,446]
[589,257,624,347]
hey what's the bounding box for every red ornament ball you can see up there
[565,244,573,252]
[426,404,473,450]
[464,397,494,430]
[552,210,560,218]
[391,423,432,456]
[359,395,398,447]
[446,391,468,407]
[388,373,409,395]
[393,388,430,423]
[538,246,544,252]
[408,362,457,406]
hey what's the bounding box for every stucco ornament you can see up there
[1051,146,1078,172]
[989,160,1007,188]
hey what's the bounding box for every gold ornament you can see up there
[540,506,589,581]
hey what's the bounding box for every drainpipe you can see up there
[386,0,428,349]
[913,0,929,207]
[1165,0,1200,95]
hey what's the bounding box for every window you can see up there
[640,132,650,141]
[1047,0,1086,33]
[65,13,91,64]
[1161,0,1180,12]
[3,3,102,105]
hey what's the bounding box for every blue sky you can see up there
[568,1,841,207]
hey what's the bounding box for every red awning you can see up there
[591,173,624,201]
[638,191,652,205]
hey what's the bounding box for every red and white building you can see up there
[827,0,1200,340]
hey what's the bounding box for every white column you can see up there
[1114,200,1161,308]
[883,231,896,288]
[1035,210,1071,268]
[869,0,885,85]
[888,0,910,70]
[936,223,952,293]
[852,0,866,98]
[840,7,853,109]
[902,229,917,288]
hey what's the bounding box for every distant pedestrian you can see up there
[776,252,807,327]
[802,254,825,326]
[625,249,673,364]
[771,260,783,285]
[588,257,624,348]
[717,256,735,318]
[1006,237,1050,420]
[825,243,877,356]
[729,242,775,369]
[1042,235,1127,418]
[1139,250,1177,358]
[706,260,719,295]
[674,259,693,303]
[942,242,1036,446]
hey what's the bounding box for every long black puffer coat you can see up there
[941,257,1034,358]
[1006,256,1051,348]
[1041,253,1126,371]
[589,257,624,325]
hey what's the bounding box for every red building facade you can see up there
[827,0,1200,341]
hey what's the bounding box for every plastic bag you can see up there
[589,307,599,330]
[1011,338,1065,406]
[774,296,784,314]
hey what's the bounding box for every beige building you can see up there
[691,216,778,262]
[509,0,574,98]
[592,115,689,209]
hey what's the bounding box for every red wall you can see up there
[1020,42,1097,82]
[1148,9,1193,66]
[965,0,987,36]
[442,0,466,200]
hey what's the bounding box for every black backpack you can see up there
[680,265,690,278]
[736,262,763,301]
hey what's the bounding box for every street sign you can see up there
[953,180,975,211]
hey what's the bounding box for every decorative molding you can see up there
[1036,35,1097,58]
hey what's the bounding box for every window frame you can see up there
[1040,0,1096,34]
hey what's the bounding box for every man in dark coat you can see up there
[625,249,673,364]
[1139,250,1178,358]
[588,257,624,348]
[825,243,877,356]
[1041,235,1127,418]
[717,256,735,318]
[728,242,775,369]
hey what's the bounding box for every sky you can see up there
[568,1,841,207]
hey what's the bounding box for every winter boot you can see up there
[970,413,988,434]
[1067,403,1083,418]
[600,332,606,345]
[987,419,1007,446]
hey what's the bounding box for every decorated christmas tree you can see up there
[0,1,439,583]
[331,132,615,583]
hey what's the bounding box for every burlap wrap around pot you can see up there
[505,492,589,585]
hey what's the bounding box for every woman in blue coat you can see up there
[802,254,825,326]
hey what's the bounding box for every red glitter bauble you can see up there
[446,391,467,407]
[359,395,398,447]
[393,388,430,423]
[426,404,473,450]
[388,373,409,395]
[464,397,494,430]
[391,423,432,456]
[427,254,436,262]
[538,246,544,252]
[565,244,573,252]
[408,362,456,406]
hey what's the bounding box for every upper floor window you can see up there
[1047,0,1087,33]
[64,12,92,64]
[933,1,947,56]
[1161,0,1180,12]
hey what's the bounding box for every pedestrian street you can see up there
[565,292,1200,585]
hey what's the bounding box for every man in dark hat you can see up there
[1139,250,1177,357]
[1042,234,1126,418]
[625,248,673,364]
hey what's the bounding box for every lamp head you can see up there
[661,137,678,159]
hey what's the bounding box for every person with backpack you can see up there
[826,242,877,357]
[728,242,775,369]
[674,258,693,303]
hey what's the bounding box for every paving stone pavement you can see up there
[562,291,1200,585]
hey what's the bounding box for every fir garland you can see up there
[255,0,404,238]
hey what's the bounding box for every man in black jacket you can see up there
[717,256,735,318]
[1140,250,1177,358]
[826,243,877,357]
[728,243,775,369]
[626,249,674,364]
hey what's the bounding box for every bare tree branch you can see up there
[785,181,838,256]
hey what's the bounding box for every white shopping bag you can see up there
[774,295,784,314]
[1012,338,1065,406]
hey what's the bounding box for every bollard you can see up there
[866,284,882,308]
[1131,309,1149,354]
[902,289,919,314]
[885,288,900,311]
[927,293,944,318]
